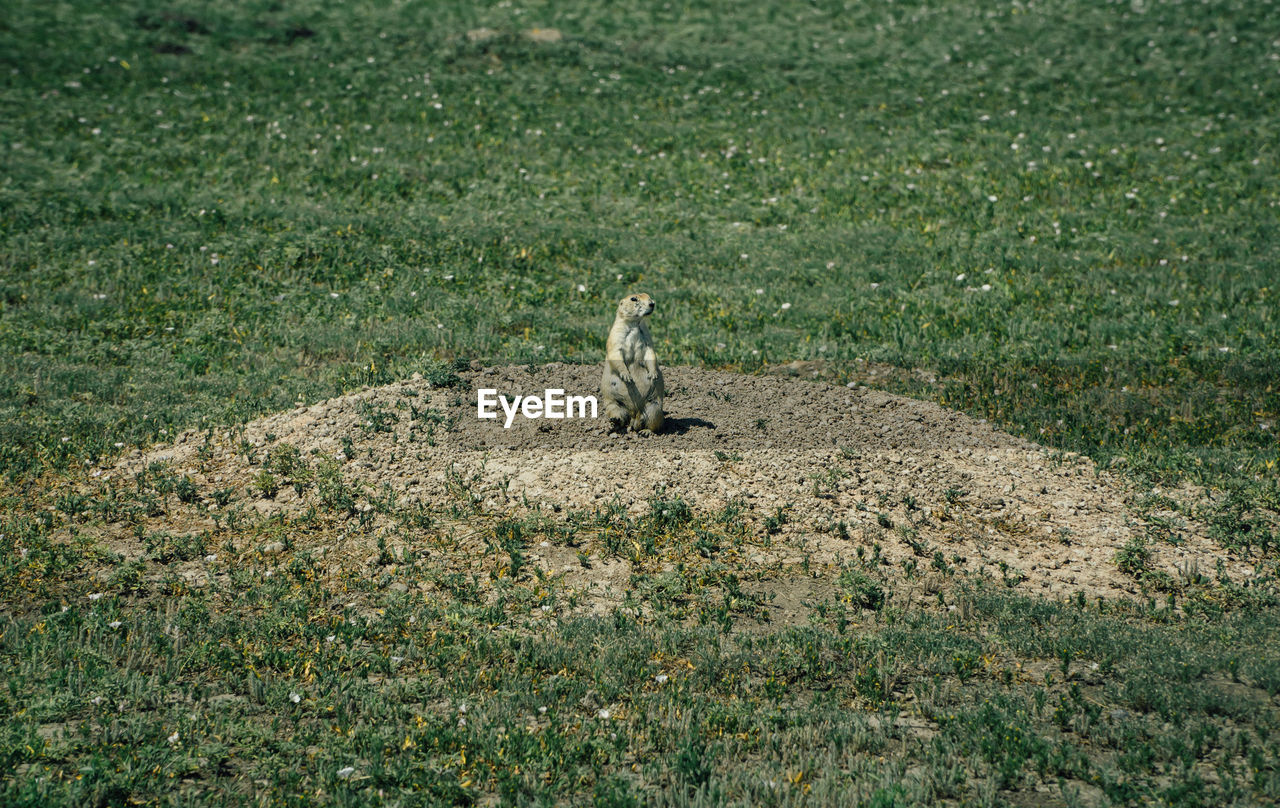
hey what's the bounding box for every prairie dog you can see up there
[601,293,665,433]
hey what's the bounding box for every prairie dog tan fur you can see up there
[601,293,664,433]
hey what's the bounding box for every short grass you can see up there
[2,0,1278,805]
[4,471,1279,806]
[5,553,1280,807]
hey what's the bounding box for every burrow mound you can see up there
[119,364,1243,602]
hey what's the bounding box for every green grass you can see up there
[2,0,1279,804]
[3,539,1279,806]
[2,0,1275,485]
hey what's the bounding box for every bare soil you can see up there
[112,364,1247,607]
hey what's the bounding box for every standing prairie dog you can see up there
[601,293,665,433]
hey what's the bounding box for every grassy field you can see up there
[2,0,1279,805]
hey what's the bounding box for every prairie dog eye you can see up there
[629,296,638,301]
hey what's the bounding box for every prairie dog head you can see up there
[615,293,656,322]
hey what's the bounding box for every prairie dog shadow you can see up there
[662,417,715,435]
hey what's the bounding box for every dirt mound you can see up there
[117,364,1243,605]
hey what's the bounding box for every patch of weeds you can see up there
[210,486,236,507]
[196,434,215,463]
[900,526,929,557]
[0,516,84,595]
[837,565,886,611]
[174,475,199,504]
[139,461,177,499]
[339,434,357,460]
[810,467,848,499]
[54,490,88,522]
[1204,486,1277,557]
[714,498,750,534]
[144,530,207,563]
[132,491,165,518]
[109,559,147,593]
[267,443,305,477]
[863,785,910,808]
[998,561,1027,588]
[316,460,359,515]
[1115,536,1152,579]
[489,519,528,579]
[674,736,713,791]
[435,571,483,604]
[398,501,434,530]
[944,487,967,504]
[424,360,463,389]
[693,527,720,558]
[408,401,442,423]
[940,694,1056,789]
[951,650,980,683]
[87,484,131,522]
[375,535,395,566]
[357,400,399,434]
[253,469,280,498]
[593,775,642,808]
[931,550,952,576]
[408,400,448,444]
[646,491,693,532]
[369,482,398,514]
[444,465,483,514]
[763,505,789,535]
